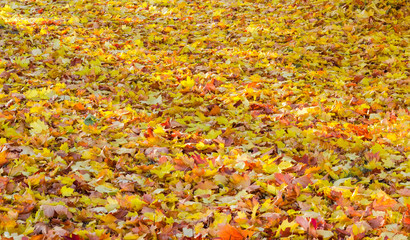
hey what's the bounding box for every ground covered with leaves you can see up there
[0,0,409,239]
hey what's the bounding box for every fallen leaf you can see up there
[217,224,253,240]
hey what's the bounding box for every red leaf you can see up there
[192,153,207,166]
[63,234,83,240]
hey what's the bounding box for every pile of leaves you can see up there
[0,0,409,239]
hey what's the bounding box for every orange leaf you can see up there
[209,105,221,116]
[205,79,216,92]
[30,235,44,240]
[218,224,253,240]
[372,195,398,211]
[403,204,410,228]
[73,102,85,111]
[0,151,8,166]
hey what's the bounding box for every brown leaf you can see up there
[295,216,309,231]
[367,216,384,229]
[42,205,55,218]
[398,188,410,197]
[145,147,169,160]
[33,223,49,235]
[54,205,68,216]
[119,182,135,192]
[0,176,8,192]
[294,174,312,188]
[196,180,218,190]
[277,75,286,81]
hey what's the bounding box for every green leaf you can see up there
[84,114,98,126]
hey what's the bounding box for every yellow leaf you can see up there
[29,105,44,114]
[81,150,95,160]
[317,230,334,239]
[100,214,116,224]
[68,16,80,25]
[336,138,350,150]
[181,76,195,88]
[196,141,207,150]
[153,125,166,136]
[275,219,298,237]
[105,197,119,212]
[1,5,14,12]
[40,27,48,35]
[260,199,273,212]
[123,233,140,240]
[29,119,49,135]
[143,210,165,222]
[263,163,279,174]
[352,223,365,235]
[150,162,174,179]
[382,158,395,168]
[130,196,147,211]
[57,176,75,185]
[61,186,74,197]
[60,142,69,152]
[371,143,388,157]
[278,161,293,170]
[385,133,397,142]
[95,184,119,195]
[212,212,232,228]
[266,184,277,195]
[205,129,222,139]
[251,202,259,220]
[216,116,229,126]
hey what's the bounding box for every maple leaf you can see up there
[150,162,175,179]
[217,224,253,240]
[83,114,98,126]
[0,0,408,237]
[29,119,49,135]
[372,191,398,211]
[181,76,195,89]
[0,151,8,166]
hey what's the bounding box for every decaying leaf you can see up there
[0,0,408,239]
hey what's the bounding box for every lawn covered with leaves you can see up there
[0,0,409,239]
